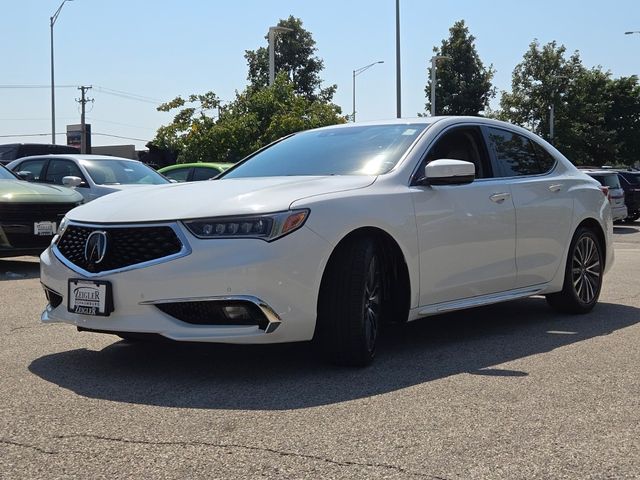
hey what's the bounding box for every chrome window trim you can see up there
[139,294,282,333]
[485,126,559,179]
[52,220,192,278]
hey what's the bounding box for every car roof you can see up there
[579,169,619,175]
[159,162,231,171]
[12,154,139,162]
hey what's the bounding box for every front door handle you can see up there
[548,183,563,192]
[490,192,511,204]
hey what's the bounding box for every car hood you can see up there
[95,183,160,193]
[67,176,376,223]
[0,179,83,203]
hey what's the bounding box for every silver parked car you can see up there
[581,169,628,222]
[7,154,170,202]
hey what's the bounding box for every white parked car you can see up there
[39,117,614,366]
[7,154,169,202]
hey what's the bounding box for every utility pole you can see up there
[77,86,93,154]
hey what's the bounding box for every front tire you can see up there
[316,237,383,366]
[546,227,603,314]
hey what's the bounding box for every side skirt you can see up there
[409,284,548,320]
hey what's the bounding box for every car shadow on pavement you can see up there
[29,298,639,410]
[0,258,40,281]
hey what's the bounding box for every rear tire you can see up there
[546,227,603,314]
[315,236,383,367]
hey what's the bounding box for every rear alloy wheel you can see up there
[316,237,383,366]
[546,227,603,314]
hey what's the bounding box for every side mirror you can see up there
[16,171,34,182]
[424,159,475,186]
[62,176,84,187]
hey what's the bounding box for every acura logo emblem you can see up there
[84,231,108,264]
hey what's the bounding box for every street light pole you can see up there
[395,0,401,118]
[549,75,568,143]
[352,61,384,122]
[430,55,451,116]
[268,26,293,86]
[50,0,73,145]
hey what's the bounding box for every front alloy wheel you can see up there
[363,255,381,354]
[316,236,384,366]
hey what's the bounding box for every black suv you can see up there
[0,143,80,166]
[617,170,640,223]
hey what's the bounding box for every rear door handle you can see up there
[490,192,511,204]
[548,183,563,192]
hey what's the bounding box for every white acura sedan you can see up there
[40,117,613,366]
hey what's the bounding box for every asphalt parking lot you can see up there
[1,225,639,479]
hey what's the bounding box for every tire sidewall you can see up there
[564,228,603,311]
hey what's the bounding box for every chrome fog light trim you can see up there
[140,295,282,333]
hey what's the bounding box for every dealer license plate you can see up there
[34,221,56,236]
[68,279,113,316]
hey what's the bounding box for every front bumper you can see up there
[40,224,332,344]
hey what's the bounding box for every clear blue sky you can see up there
[1,0,639,150]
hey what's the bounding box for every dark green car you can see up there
[0,165,83,258]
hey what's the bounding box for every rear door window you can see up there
[487,127,541,177]
[531,142,557,173]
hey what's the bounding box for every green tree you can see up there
[499,40,583,138]
[603,76,640,166]
[425,20,495,116]
[151,74,345,164]
[499,40,640,166]
[153,92,221,162]
[244,16,336,101]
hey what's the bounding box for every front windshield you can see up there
[0,165,17,180]
[81,159,168,185]
[223,123,430,178]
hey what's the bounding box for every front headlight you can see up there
[52,215,69,245]
[183,209,309,242]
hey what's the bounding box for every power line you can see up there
[93,85,162,103]
[0,117,76,121]
[0,133,54,138]
[0,132,150,142]
[86,117,157,131]
[0,84,163,105]
[0,84,76,89]
[92,133,150,142]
